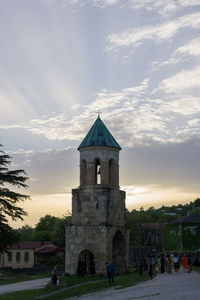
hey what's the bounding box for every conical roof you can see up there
[78,116,121,150]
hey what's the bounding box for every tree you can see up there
[34,214,71,247]
[0,145,30,252]
[51,214,71,248]
[35,215,58,232]
[16,224,35,241]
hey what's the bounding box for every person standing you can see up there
[187,254,192,273]
[166,254,172,273]
[91,259,96,277]
[173,253,179,272]
[157,255,161,273]
[160,254,165,273]
[105,262,115,283]
[51,266,58,287]
[182,253,187,271]
[146,255,151,273]
[151,254,156,274]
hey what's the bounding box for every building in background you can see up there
[0,241,63,268]
[163,214,200,251]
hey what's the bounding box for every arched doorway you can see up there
[77,249,95,276]
[112,231,126,274]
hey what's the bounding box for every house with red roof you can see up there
[0,241,64,269]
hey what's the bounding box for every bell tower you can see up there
[65,116,129,274]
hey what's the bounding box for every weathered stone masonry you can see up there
[65,117,129,274]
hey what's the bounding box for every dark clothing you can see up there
[51,271,57,286]
[161,256,165,273]
[148,264,153,279]
[106,263,115,283]
[138,260,144,276]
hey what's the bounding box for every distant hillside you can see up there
[126,197,200,247]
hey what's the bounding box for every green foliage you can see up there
[15,225,35,241]
[35,215,58,232]
[16,214,71,248]
[44,253,65,266]
[163,223,200,252]
[0,145,30,252]
[126,198,200,247]
[0,268,149,300]
[33,214,71,247]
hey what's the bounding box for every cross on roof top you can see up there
[96,110,102,117]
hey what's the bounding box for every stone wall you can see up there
[65,223,129,275]
[72,186,125,227]
[79,146,119,186]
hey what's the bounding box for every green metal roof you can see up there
[78,116,121,150]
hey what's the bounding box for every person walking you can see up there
[105,262,115,283]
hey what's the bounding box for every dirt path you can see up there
[0,270,200,299]
[71,270,200,300]
[0,277,50,295]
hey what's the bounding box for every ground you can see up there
[0,277,50,295]
[0,270,200,299]
[71,270,200,300]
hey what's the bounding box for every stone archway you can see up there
[112,230,126,274]
[77,249,95,276]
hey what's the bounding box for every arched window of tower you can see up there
[94,158,101,184]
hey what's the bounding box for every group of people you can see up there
[158,252,193,274]
[138,252,193,278]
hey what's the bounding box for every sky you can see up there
[0,0,200,228]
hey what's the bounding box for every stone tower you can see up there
[65,116,129,274]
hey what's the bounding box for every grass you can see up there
[0,271,49,285]
[192,266,200,272]
[0,268,149,300]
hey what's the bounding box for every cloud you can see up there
[10,193,72,228]
[152,38,200,70]
[42,0,119,9]
[129,0,200,16]
[1,77,200,147]
[157,65,200,94]
[93,0,119,8]
[11,147,79,195]
[123,184,199,210]
[42,0,200,13]
[106,12,200,53]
